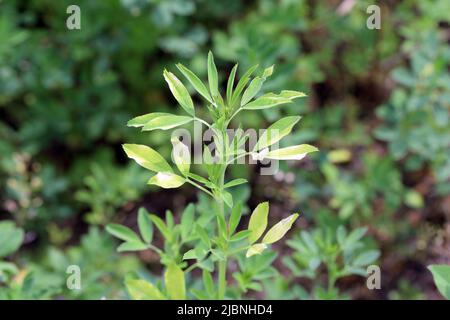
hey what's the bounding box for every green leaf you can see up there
[181,204,195,240]
[118,241,149,252]
[125,278,166,300]
[183,249,197,260]
[428,265,450,299]
[106,224,141,243]
[262,213,299,244]
[138,208,153,243]
[224,178,247,189]
[248,202,269,244]
[226,64,238,104]
[148,172,185,189]
[229,202,242,235]
[230,230,252,242]
[142,115,193,131]
[0,221,24,258]
[222,191,233,208]
[242,94,292,110]
[264,144,318,160]
[254,116,301,151]
[123,144,172,173]
[195,224,211,248]
[207,51,219,98]
[127,112,170,128]
[165,263,186,300]
[241,77,264,106]
[150,214,170,240]
[163,69,195,116]
[171,136,190,175]
[262,65,274,78]
[279,90,307,99]
[231,64,259,105]
[353,250,380,266]
[176,63,212,103]
[343,227,367,250]
[246,243,268,258]
[202,270,215,298]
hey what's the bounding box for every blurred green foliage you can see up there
[0,0,449,299]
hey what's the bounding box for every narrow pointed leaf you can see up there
[242,94,292,110]
[230,230,252,242]
[127,112,170,128]
[229,202,242,235]
[262,65,274,78]
[231,64,259,105]
[279,90,307,99]
[142,115,193,131]
[138,208,153,243]
[163,70,194,115]
[118,241,149,252]
[226,64,238,103]
[262,213,299,244]
[264,144,318,160]
[176,63,212,103]
[254,116,301,151]
[241,77,264,106]
[224,178,247,189]
[106,224,140,243]
[207,51,219,98]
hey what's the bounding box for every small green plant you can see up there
[106,52,318,299]
[375,32,450,194]
[0,221,25,299]
[282,225,380,299]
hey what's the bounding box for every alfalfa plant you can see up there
[106,52,318,299]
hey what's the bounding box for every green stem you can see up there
[186,178,214,197]
[218,259,227,299]
[217,136,228,299]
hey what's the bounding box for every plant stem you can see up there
[217,137,228,299]
[186,178,214,197]
[218,259,226,299]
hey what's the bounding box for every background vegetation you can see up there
[0,0,449,299]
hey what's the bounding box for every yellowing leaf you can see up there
[262,213,299,244]
[279,90,307,99]
[262,65,274,78]
[123,144,172,173]
[148,172,185,189]
[125,279,166,300]
[254,116,301,151]
[242,94,291,110]
[165,263,186,300]
[142,115,193,131]
[248,202,269,244]
[171,136,190,175]
[163,70,194,116]
[265,144,318,160]
[127,112,170,128]
[246,243,267,258]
